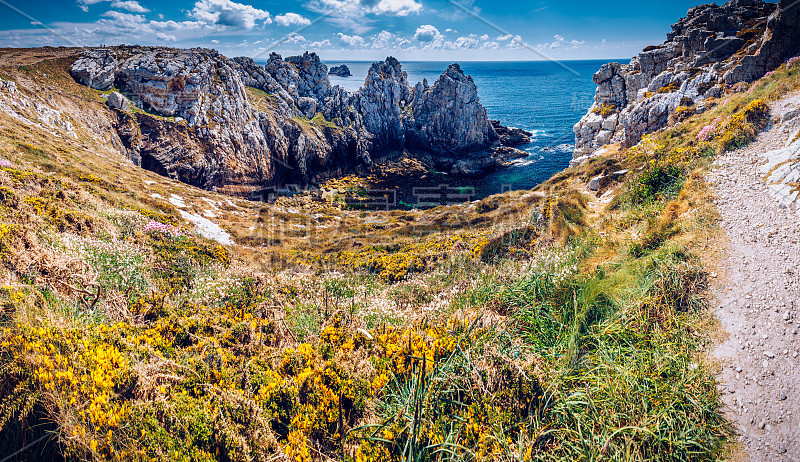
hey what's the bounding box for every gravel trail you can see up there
[708,92,800,462]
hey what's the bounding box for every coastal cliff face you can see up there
[573,0,800,164]
[70,47,506,197]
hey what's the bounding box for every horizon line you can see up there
[0,45,635,65]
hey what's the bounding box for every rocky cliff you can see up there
[573,0,800,165]
[70,47,513,197]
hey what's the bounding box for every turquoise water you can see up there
[325,60,616,199]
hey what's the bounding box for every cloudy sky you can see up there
[0,0,755,61]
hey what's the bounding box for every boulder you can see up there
[356,57,412,151]
[70,49,118,90]
[106,91,131,111]
[0,78,17,93]
[407,63,497,155]
[491,120,531,146]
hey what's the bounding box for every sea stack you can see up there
[328,64,351,77]
[69,49,522,195]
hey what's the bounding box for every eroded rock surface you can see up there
[70,47,511,196]
[573,0,800,166]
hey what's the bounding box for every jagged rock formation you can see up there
[573,0,800,165]
[328,65,351,77]
[357,57,412,152]
[70,46,513,196]
[408,63,497,154]
[490,120,531,146]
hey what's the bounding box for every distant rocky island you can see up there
[328,64,351,77]
[573,0,800,165]
[70,48,528,198]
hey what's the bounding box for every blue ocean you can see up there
[325,60,613,199]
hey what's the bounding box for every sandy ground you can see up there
[708,92,800,462]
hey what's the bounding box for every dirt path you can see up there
[708,92,800,461]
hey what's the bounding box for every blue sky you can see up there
[0,0,763,61]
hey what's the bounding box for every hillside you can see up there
[0,20,800,462]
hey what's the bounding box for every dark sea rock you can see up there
[328,65,351,77]
[490,120,531,146]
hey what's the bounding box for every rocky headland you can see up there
[70,48,525,197]
[573,0,800,165]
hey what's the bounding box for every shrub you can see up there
[148,233,230,291]
[592,102,619,117]
[719,98,769,151]
[627,163,683,205]
[697,117,722,142]
[657,82,680,93]
[143,220,183,238]
[671,105,695,123]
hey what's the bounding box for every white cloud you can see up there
[509,35,526,48]
[284,33,307,44]
[98,10,147,29]
[274,12,311,26]
[413,24,442,43]
[371,30,406,49]
[539,34,584,50]
[111,0,150,13]
[190,0,271,29]
[305,0,420,35]
[309,39,332,48]
[211,39,220,43]
[77,0,149,13]
[337,32,365,47]
[77,0,106,12]
[156,32,177,41]
[369,0,421,16]
[452,34,480,49]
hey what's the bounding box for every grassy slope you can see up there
[1,51,800,461]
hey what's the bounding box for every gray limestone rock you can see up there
[70,48,509,196]
[106,91,131,111]
[572,0,798,164]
